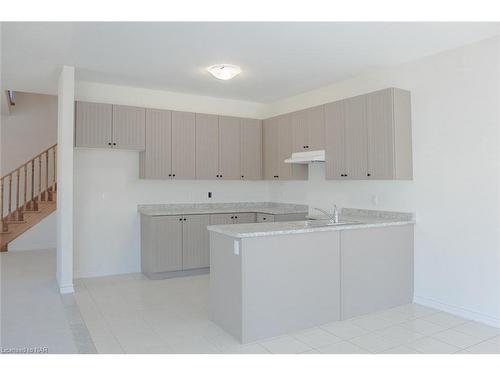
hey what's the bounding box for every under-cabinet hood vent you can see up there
[284,150,325,164]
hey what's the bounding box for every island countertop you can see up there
[207,208,415,238]
[138,202,308,216]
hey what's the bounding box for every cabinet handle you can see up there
[241,175,244,178]
[168,174,172,177]
[108,142,112,146]
[367,173,371,177]
[113,142,116,146]
[172,174,176,177]
[263,217,266,220]
[183,218,187,221]
[235,216,238,219]
[179,218,182,221]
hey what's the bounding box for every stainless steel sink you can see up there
[302,219,361,228]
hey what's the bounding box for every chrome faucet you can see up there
[313,205,339,223]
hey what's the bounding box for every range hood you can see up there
[284,150,325,164]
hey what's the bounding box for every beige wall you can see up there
[1,91,57,175]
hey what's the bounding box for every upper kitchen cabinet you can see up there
[325,88,412,180]
[75,102,146,150]
[263,114,307,180]
[218,116,241,180]
[75,101,113,148]
[140,109,195,179]
[263,117,280,180]
[112,105,146,150]
[195,113,220,179]
[171,111,196,179]
[325,99,346,179]
[291,105,325,152]
[344,94,368,179]
[366,88,413,180]
[140,109,172,179]
[240,118,262,180]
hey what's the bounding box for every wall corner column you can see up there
[56,65,75,294]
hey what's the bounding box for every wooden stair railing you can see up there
[1,144,57,252]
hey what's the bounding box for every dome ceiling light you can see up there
[207,64,241,80]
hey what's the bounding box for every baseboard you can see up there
[59,284,75,294]
[414,295,499,328]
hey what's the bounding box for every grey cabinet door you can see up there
[218,116,241,180]
[240,119,262,180]
[291,109,308,152]
[277,114,293,180]
[209,213,235,225]
[263,118,280,180]
[75,101,112,148]
[140,109,172,179]
[112,105,146,150]
[256,213,275,223]
[234,213,256,224]
[344,95,368,179]
[278,114,308,180]
[151,216,183,272]
[196,113,219,179]
[366,89,395,179]
[171,111,196,179]
[182,215,210,270]
[325,100,346,179]
[307,105,325,151]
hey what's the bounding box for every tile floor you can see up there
[74,271,500,354]
[1,249,95,353]
[2,249,499,354]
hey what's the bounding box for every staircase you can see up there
[1,144,57,252]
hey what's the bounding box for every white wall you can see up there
[0,92,57,174]
[74,150,269,277]
[267,37,500,326]
[73,82,270,278]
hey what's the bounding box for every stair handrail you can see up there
[1,144,57,231]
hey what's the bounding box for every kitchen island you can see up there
[207,208,415,343]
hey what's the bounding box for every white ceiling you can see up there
[2,22,500,103]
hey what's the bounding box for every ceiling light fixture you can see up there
[207,64,241,80]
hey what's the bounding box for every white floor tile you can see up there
[320,320,369,340]
[465,336,500,354]
[349,332,401,353]
[431,328,487,349]
[259,336,312,354]
[317,341,369,354]
[292,327,343,348]
[407,337,461,354]
[421,312,468,329]
[453,321,500,340]
[376,325,425,345]
[389,304,440,318]
[399,318,447,335]
[349,314,395,331]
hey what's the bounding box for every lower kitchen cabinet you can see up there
[140,214,210,277]
[182,215,210,270]
[209,213,257,225]
[256,213,275,223]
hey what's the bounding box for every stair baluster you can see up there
[1,144,57,251]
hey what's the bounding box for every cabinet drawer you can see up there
[256,213,275,223]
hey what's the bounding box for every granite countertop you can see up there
[207,208,416,238]
[138,202,308,216]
